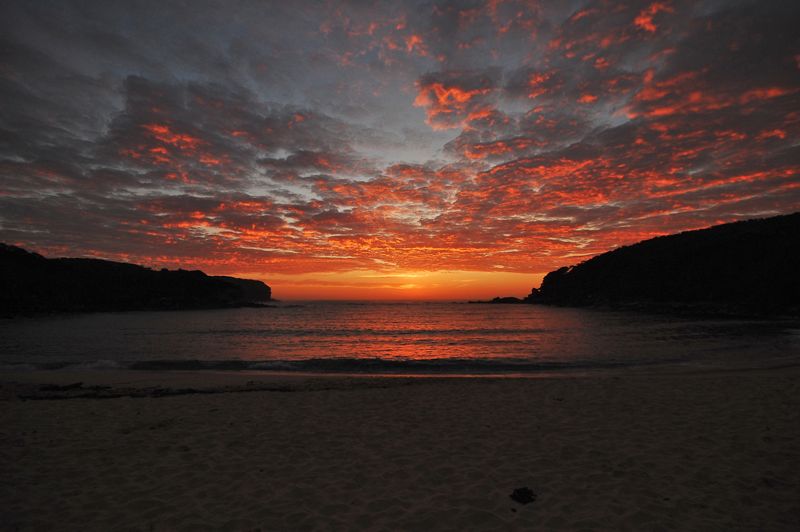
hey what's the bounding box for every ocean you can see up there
[1,302,798,375]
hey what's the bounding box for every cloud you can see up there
[414,68,501,129]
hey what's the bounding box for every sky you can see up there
[0,0,798,300]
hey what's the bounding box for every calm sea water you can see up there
[1,302,798,374]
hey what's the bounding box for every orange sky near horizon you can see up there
[233,269,546,301]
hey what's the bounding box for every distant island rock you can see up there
[0,244,271,315]
[468,296,525,304]
[524,213,800,316]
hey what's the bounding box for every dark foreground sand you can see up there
[1,367,799,531]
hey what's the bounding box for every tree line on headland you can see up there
[0,244,271,315]
[484,213,799,316]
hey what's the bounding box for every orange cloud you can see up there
[414,71,497,129]
[461,138,542,160]
[142,123,203,152]
[634,2,673,33]
[527,71,554,99]
[404,34,428,56]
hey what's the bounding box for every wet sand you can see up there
[1,368,799,530]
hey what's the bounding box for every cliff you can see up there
[0,244,271,315]
[525,213,800,316]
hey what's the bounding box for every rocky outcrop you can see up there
[525,213,800,316]
[0,244,272,315]
[468,296,525,304]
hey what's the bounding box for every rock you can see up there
[467,296,524,304]
[510,487,536,505]
[490,296,523,304]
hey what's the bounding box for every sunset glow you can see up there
[1,1,798,299]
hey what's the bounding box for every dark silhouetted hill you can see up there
[525,213,800,316]
[0,244,271,315]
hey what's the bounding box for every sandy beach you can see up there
[1,368,799,531]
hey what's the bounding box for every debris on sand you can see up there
[510,487,536,505]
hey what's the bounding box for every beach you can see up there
[1,367,799,531]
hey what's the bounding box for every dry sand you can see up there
[1,368,799,531]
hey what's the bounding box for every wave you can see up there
[0,356,690,374]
